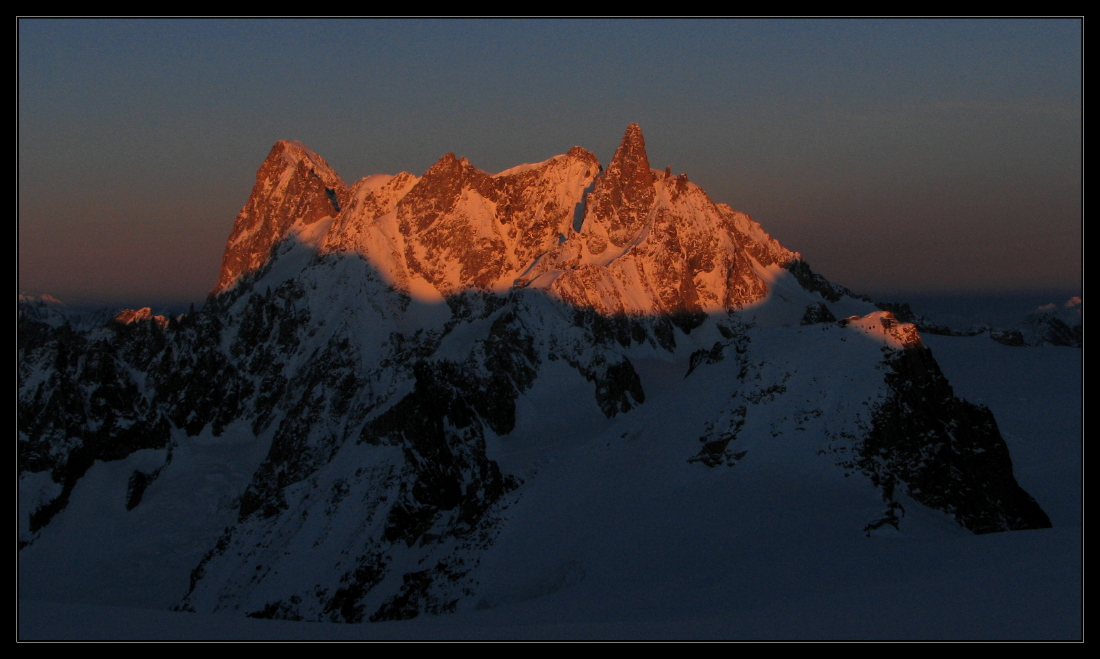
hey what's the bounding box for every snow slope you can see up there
[20,330,1080,639]
[19,126,1077,639]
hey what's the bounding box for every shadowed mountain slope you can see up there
[19,126,1050,624]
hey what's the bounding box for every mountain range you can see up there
[18,125,1060,631]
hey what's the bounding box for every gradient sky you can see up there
[19,18,1081,308]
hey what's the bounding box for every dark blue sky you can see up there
[19,19,1081,307]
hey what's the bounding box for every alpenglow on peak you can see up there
[213,124,800,316]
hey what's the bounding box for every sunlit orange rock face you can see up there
[588,122,655,250]
[214,125,799,315]
[214,141,349,294]
[527,124,796,316]
[391,147,600,295]
[112,307,168,329]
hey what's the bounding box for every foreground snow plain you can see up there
[18,127,1081,640]
[19,331,1081,640]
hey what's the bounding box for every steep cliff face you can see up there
[320,171,421,290]
[540,169,785,316]
[306,124,796,315]
[584,122,656,250]
[316,147,601,300]
[860,345,1051,535]
[389,148,600,296]
[18,126,1054,623]
[214,141,349,294]
[516,124,797,316]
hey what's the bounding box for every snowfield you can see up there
[18,126,1081,640]
[19,323,1080,640]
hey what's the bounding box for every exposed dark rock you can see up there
[247,596,305,621]
[801,302,837,325]
[324,553,387,623]
[990,328,1026,347]
[859,346,1051,534]
[358,357,520,549]
[874,302,917,324]
[18,127,1056,622]
[690,403,748,468]
[784,259,865,303]
[125,469,156,511]
[594,359,646,418]
[370,562,461,622]
[18,313,172,539]
[874,301,983,337]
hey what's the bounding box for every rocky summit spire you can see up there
[20,125,1057,627]
[583,123,656,250]
[213,141,348,295]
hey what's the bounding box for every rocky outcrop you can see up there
[19,126,1054,623]
[860,346,1051,534]
[584,123,655,249]
[521,124,798,316]
[391,149,600,295]
[214,141,349,294]
[785,258,863,303]
[801,302,837,325]
[214,125,807,317]
[113,307,169,329]
[18,313,172,542]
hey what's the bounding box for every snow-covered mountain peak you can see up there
[19,126,1066,632]
[213,141,350,295]
[112,307,169,330]
[329,144,601,298]
[275,140,332,172]
[17,294,69,328]
[213,126,844,319]
[510,127,802,316]
[1014,296,1083,347]
[19,293,63,305]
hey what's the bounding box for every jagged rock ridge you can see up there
[215,140,349,294]
[18,125,1051,623]
[218,124,799,317]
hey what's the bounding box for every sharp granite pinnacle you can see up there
[19,126,1051,626]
